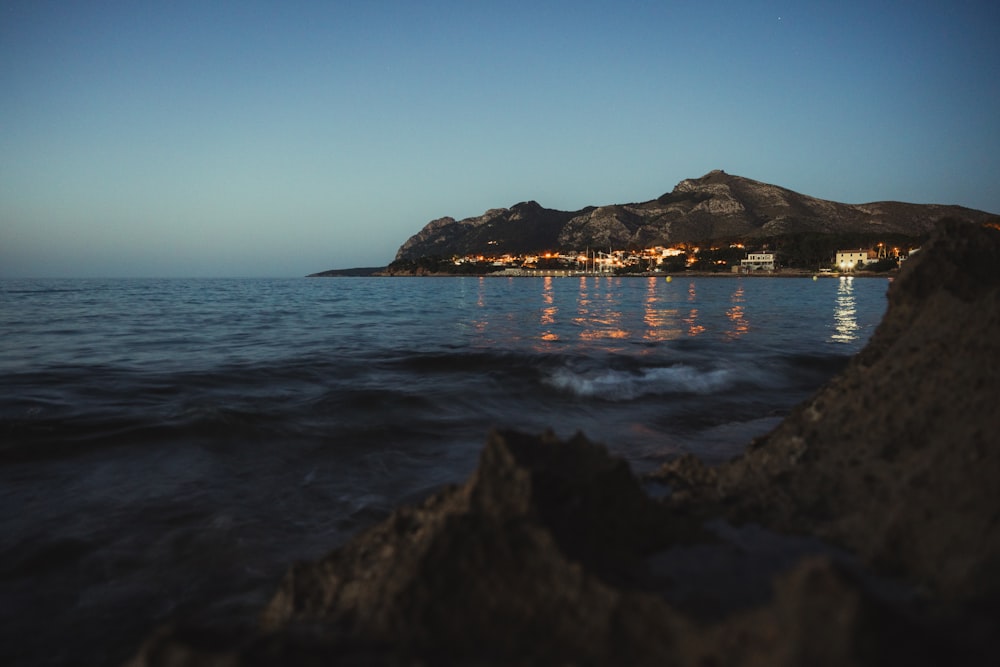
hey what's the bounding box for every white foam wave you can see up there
[545,364,733,400]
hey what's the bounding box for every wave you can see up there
[544,364,735,400]
[0,346,855,465]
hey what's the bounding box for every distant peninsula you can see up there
[307,266,383,277]
[310,170,997,276]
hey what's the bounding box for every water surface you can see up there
[0,275,887,666]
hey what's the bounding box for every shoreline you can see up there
[347,269,897,279]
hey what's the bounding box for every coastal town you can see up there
[441,242,916,276]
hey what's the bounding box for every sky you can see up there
[2,1,998,278]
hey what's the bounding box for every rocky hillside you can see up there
[394,170,996,261]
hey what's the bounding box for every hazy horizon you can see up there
[3,1,999,278]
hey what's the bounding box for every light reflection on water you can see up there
[832,276,860,343]
[574,276,628,344]
[685,281,706,337]
[540,276,558,341]
[471,277,489,337]
[643,276,683,341]
[465,274,882,354]
[725,283,750,340]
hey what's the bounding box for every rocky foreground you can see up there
[130,220,1000,665]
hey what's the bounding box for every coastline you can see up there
[318,268,895,279]
[131,220,998,665]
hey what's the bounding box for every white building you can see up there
[740,252,775,272]
[835,250,871,272]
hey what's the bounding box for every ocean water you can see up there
[0,275,887,666]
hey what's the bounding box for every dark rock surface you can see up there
[130,220,1000,665]
[393,170,997,261]
[654,219,1000,603]
[394,201,584,262]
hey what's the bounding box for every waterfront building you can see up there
[835,249,872,271]
[740,252,776,272]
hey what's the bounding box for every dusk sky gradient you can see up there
[2,1,998,277]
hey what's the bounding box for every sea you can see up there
[0,274,888,666]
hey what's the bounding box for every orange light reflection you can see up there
[574,277,628,346]
[685,309,706,336]
[643,276,682,341]
[724,283,749,339]
[472,276,489,336]
[539,276,559,341]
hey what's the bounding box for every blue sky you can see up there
[2,1,998,277]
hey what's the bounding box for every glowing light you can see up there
[724,284,749,339]
[684,309,705,336]
[832,277,859,343]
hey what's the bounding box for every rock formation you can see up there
[655,218,1000,602]
[393,170,997,261]
[393,201,583,262]
[130,220,1000,665]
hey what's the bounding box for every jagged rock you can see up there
[393,202,583,262]
[253,430,691,663]
[130,432,695,665]
[393,170,996,261]
[556,204,648,249]
[129,431,952,667]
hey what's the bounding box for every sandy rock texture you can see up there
[656,219,1000,602]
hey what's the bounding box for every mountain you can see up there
[393,170,996,261]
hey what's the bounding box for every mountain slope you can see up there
[394,170,995,261]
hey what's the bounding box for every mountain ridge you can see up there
[393,170,996,261]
